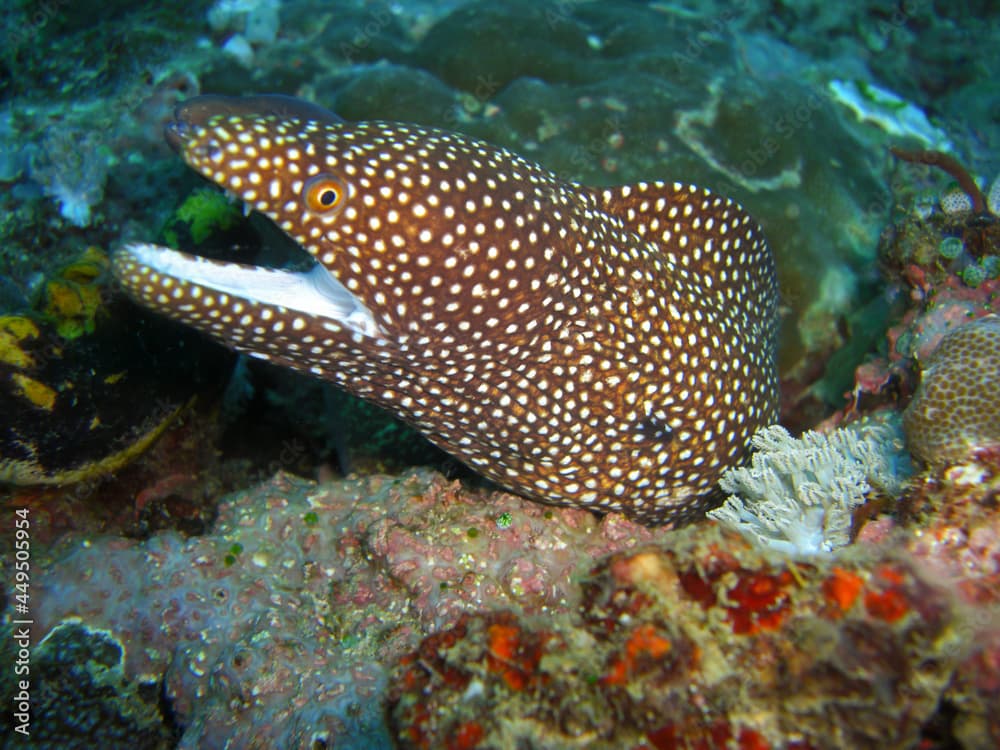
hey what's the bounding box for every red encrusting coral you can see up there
[822,566,864,615]
[387,524,969,749]
[448,721,485,750]
[644,721,776,750]
[677,552,797,635]
[601,623,675,687]
[863,565,911,623]
[484,615,550,691]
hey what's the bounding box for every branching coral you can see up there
[708,421,910,557]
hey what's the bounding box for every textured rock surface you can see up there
[389,547,961,750]
[28,470,668,749]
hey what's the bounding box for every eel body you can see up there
[113,95,779,526]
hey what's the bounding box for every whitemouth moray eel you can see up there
[113,94,779,526]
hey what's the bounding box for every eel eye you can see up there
[304,175,345,214]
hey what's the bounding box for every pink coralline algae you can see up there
[903,315,1000,466]
[29,469,668,749]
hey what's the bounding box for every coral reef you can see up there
[5,0,992,497]
[15,463,1000,749]
[890,147,1000,267]
[843,148,1000,422]
[903,315,1000,466]
[3,1,1000,747]
[876,447,1000,748]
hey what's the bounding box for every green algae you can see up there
[163,188,242,249]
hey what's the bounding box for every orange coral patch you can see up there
[486,622,526,690]
[485,620,548,691]
[864,587,909,623]
[628,623,672,659]
[739,729,772,750]
[725,570,794,634]
[645,721,771,750]
[863,565,910,622]
[875,564,906,586]
[680,563,795,635]
[487,623,520,661]
[602,623,673,686]
[822,567,863,614]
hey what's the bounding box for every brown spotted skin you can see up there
[113,95,779,526]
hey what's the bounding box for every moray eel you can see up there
[113,94,779,526]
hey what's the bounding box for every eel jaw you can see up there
[113,242,384,339]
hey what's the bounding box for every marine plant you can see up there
[161,187,242,248]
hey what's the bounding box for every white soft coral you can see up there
[709,421,909,557]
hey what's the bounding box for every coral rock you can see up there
[26,470,667,748]
[387,532,966,750]
[903,315,1000,466]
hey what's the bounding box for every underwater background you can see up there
[1,0,999,748]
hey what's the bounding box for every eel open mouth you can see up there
[113,243,383,339]
[114,94,383,341]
